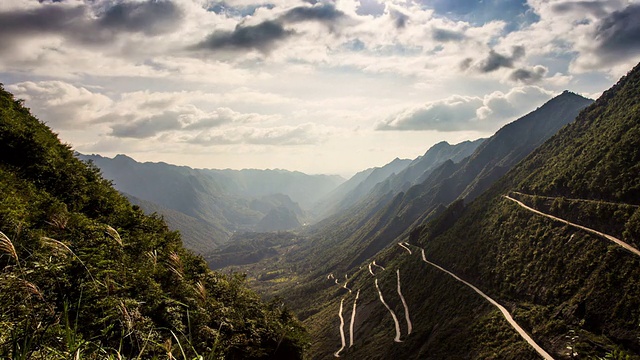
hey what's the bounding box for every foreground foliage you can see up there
[0,86,308,359]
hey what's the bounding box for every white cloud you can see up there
[7,81,113,129]
[186,123,334,145]
[378,86,555,132]
[0,0,633,174]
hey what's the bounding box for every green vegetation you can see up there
[405,62,640,357]
[0,86,308,358]
[232,64,640,359]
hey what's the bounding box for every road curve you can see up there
[419,248,554,360]
[504,195,640,258]
[349,290,360,347]
[511,191,639,208]
[375,278,402,342]
[372,261,386,271]
[398,242,412,254]
[343,282,353,293]
[334,298,346,357]
[396,269,413,335]
[369,263,375,276]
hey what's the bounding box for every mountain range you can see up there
[260,63,640,358]
[78,153,343,252]
[4,55,639,359]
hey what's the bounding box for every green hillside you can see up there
[304,63,640,358]
[0,86,308,359]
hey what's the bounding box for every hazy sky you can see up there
[2,0,639,177]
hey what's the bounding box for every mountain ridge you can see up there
[301,62,640,359]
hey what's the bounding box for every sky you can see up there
[2,0,639,177]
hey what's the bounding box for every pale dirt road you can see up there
[396,269,412,335]
[375,278,402,343]
[504,195,640,257]
[334,298,346,357]
[511,191,639,208]
[398,242,412,254]
[349,290,360,347]
[419,248,554,360]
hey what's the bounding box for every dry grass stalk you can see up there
[146,249,158,266]
[163,338,175,359]
[195,281,207,302]
[0,231,18,263]
[168,251,183,270]
[167,251,184,279]
[41,236,98,284]
[20,279,45,301]
[41,236,70,258]
[45,213,68,230]
[167,265,184,279]
[41,236,73,254]
[119,300,134,333]
[105,225,123,247]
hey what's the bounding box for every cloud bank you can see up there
[377,86,554,132]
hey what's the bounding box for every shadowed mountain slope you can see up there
[292,90,593,276]
[303,62,640,359]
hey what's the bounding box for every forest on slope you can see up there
[301,62,640,359]
[0,86,308,359]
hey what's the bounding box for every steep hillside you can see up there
[304,63,640,358]
[314,157,412,219]
[124,193,229,252]
[254,207,302,232]
[289,91,592,276]
[315,140,483,220]
[0,86,308,359]
[385,138,485,194]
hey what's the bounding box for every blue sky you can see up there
[1,0,639,176]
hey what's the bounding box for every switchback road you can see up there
[504,195,640,257]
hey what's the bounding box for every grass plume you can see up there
[105,225,123,247]
[0,231,18,263]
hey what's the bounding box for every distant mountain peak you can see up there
[113,153,135,162]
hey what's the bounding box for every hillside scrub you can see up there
[0,85,309,359]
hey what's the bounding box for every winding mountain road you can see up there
[334,298,346,357]
[396,269,412,335]
[343,282,352,293]
[375,278,402,343]
[419,248,554,360]
[349,290,360,347]
[504,195,640,257]
[372,261,385,271]
[368,263,375,276]
[511,191,639,208]
[398,242,412,254]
